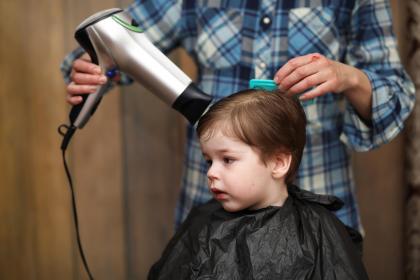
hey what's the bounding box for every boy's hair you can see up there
[196,89,307,184]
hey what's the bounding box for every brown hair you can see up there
[196,89,307,184]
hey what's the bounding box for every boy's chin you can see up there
[219,200,271,212]
[219,201,248,212]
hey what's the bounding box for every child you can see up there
[148,89,368,280]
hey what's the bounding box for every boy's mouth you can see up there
[211,188,228,200]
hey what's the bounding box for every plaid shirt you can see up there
[61,0,415,233]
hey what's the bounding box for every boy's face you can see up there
[200,130,286,212]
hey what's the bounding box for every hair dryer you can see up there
[61,8,212,150]
[58,9,215,279]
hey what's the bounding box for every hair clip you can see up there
[249,79,315,105]
[249,79,278,91]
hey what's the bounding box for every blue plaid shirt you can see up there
[61,0,415,233]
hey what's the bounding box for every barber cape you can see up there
[148,185,368,280]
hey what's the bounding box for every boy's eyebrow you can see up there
[202,148,239,156]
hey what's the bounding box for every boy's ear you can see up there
[271,152,292,179]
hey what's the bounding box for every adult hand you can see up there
[274,53,372,119]
[274,53,358,100]
[66,53,108,105]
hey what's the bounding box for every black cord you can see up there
[59,124,94,280]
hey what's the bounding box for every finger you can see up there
[274,53,322,83]
[66,94,83,105]
[299,80,335,100]
[72,72,107,85]
[286,71,327,96]
[67,82,98,95]
[73,58,102,75]
[279,59,325,91]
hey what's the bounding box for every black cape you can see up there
[148,185,368,280]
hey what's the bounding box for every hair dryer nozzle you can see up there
[173,84,212,124]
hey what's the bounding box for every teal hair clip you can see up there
[249,79,315,105]
[249,79,278,91]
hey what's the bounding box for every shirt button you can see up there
[260,15,272,30]
[259,62,266,68]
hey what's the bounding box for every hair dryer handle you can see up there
[69,96,88,124]
[68,69,115,128]
[69,94,102,125]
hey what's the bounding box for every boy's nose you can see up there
[207,164,219,180]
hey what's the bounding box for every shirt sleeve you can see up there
[341,0,416,151]
[60,0,184,86]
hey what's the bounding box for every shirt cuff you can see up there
[340,69,398,151]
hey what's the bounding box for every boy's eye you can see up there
[205,159,212,167]
[223,157,234,164]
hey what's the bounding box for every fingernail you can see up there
[99,76,107,84]
[274,76,279,83]
[93,67,101,74]
[90,86,98,92]
[311,54,321,62]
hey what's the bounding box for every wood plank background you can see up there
[354,1,409,279]
[0,0,412,279]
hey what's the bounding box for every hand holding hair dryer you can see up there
[62,8,212,149]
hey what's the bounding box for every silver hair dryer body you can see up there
[68,8,212,130]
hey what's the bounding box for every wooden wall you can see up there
[0,0,74,278]
[0,0,411,279]
[355,0,410,279]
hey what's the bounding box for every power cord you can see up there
[58,124,94,280]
